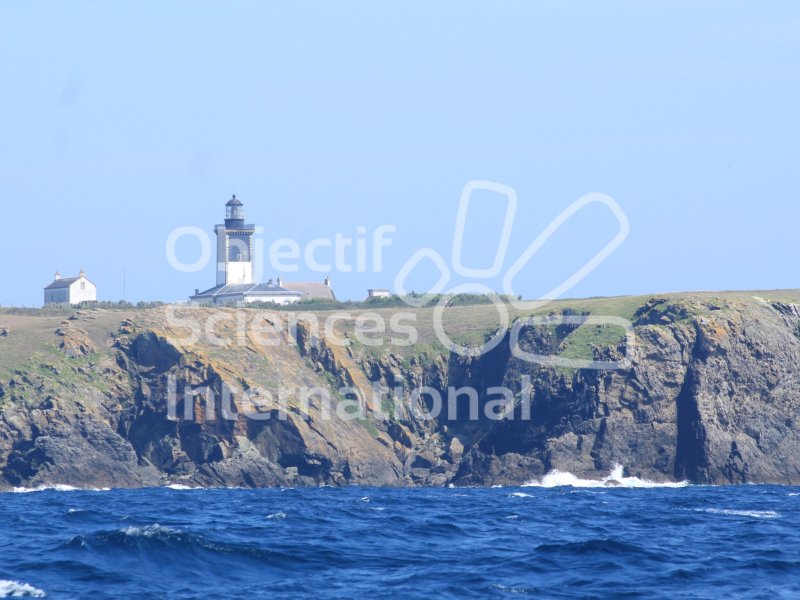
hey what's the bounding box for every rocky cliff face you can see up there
[452,297,800,486]
[1,293,800,490]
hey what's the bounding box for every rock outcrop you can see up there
[1,293,800,489]
[452,297,800,485]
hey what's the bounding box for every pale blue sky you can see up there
[1,1,798,305]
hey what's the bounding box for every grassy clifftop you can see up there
[3,289,800,378]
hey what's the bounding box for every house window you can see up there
[81,282,86,291]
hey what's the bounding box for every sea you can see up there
[1,467,799,599]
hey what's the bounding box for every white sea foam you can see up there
[0,580,46,598]
[121,524,181,537]
[522,464,689,489]
[165,484,199,490]
[698,508,781,519]
[9,485,110,494]
[266,512,287,520]
[490,583,532,594]
[509,492,534,498]
[12,484,78,493]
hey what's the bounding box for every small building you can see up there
[191,282,301,306]
[279,276,336,302]
[367,288,391,300]
[44,270,97,306]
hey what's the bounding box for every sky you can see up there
[1,1,798,306]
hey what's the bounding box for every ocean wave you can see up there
[165,484,201,491]
[522,465,688,489]
[62,524,207,554]
[489,583,534,594]
[120,524,183,538]
[10,485,110,494]
[62,523,186,548]
[697,508,781,519]
[535,538,647,556]
[62,523,186,549]
[0,580,46,598]
[266,512,287,520]
[12,484,79,493]
[59,523,326,570]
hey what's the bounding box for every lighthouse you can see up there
[191,194,333,306]
[215,195,256,285]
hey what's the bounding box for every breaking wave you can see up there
[522,464,689,488]
[10,485,110,494]
[120,524,182,537]
[0,580,46,598]
[698,508,781,519]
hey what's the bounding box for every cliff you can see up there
[1,290,800,490]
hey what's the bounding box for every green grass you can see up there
[380,394,397,420]
[356,417,381,437]
[3,289,800,387]
[328,289,800,366]
[559,322,628,362]
[21,343,114,395]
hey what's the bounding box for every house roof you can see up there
[281,282,336,301]
[191,282,302,300]
[44,276,93,290]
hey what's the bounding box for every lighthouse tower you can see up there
[215,195,256,285]
[191,193,333,306]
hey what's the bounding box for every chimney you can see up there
[324,276,331,287]
[195,289,200,296]
[54,271,61,281]
[79,268,86,278]
[276,276,282,287]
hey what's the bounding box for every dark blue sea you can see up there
[2,481,800,599]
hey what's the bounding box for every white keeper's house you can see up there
[44,269,97,306]
[190,195,335,306]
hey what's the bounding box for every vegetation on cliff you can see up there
[1,289,800,489]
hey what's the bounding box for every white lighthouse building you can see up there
[191,196,309,306]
